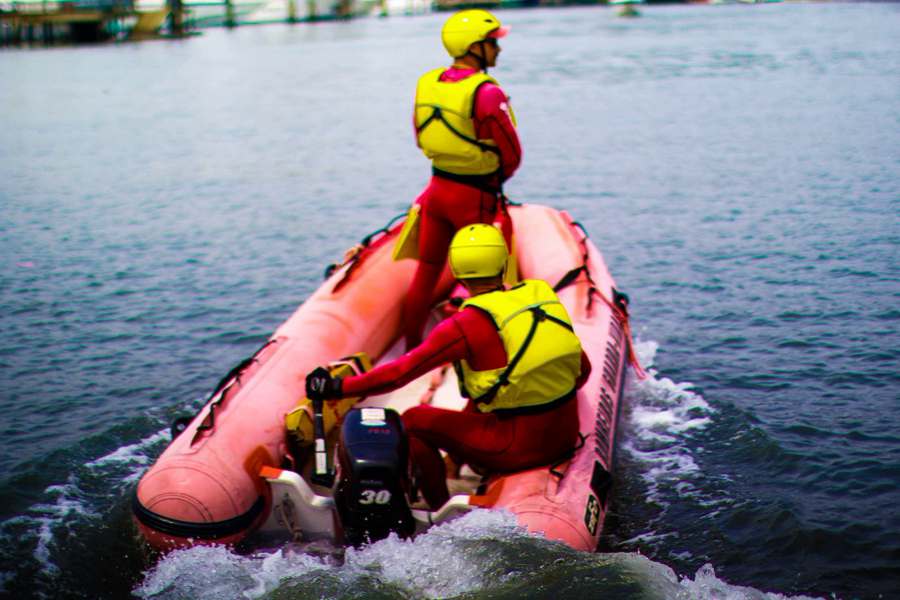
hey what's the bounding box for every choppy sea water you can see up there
[1,3,898,599]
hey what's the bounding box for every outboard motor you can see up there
[333,407,415,545]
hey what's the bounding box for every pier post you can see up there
[169,0,184,36]
[225,0,236,27]
[287,0,297,23]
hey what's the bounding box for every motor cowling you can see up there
[333,407,415,545]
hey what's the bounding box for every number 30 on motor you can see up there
[359,489,392,505]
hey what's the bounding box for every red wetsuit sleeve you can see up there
[341,308,505,398]
[474,83,522,183]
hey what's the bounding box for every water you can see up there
[1,3,898,599]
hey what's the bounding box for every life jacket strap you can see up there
[474,306,574,406]
[417,105,501,155]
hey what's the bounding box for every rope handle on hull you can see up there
[181,338,279,447]
[326,212,408,292]
[553,219,647,380]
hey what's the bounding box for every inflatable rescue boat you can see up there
[132,203,640,552]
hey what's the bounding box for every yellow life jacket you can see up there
[414,67,516,176]
[457,279,583,413]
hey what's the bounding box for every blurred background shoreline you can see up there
[0,0,853,48]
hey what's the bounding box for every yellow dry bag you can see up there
[284,352,373,446]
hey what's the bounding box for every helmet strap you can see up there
[466,42,489,73]
[461,276,504,296]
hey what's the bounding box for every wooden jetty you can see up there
[0,0,178,44]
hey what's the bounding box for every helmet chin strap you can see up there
[467,42,489,73]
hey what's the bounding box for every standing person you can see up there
[400,9,522,349]
[306,225,590,510]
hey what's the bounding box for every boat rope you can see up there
[549,431,587,480]
[327,211,407,292]
[327,195,519,294]
[553,221,647,380]
[187,338,278,446]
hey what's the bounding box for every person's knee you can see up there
[401,405,429,432]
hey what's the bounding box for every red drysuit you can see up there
[403,67,522,348]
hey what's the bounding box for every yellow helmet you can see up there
[441,9,510,59]
[449,224,508,279]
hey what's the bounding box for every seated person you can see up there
[306,224,591,509]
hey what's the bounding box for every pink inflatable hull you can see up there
[133,204,631,552]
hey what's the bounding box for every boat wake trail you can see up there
[134,510,824,600]
[0,429,168,589]
[618,340,729,546]
[0,401,198,598]
[134,511,523,600]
